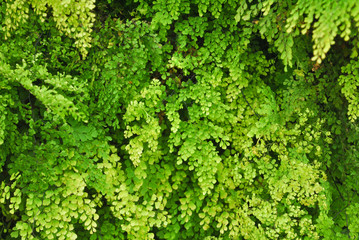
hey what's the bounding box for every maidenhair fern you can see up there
[1,1,359,239]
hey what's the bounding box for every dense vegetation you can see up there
[1,0,359,239]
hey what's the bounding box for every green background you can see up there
[1,0,359,239]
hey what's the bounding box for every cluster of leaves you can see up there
[1,0,359,239]
[3,0,96,56]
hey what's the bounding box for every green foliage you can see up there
[1,0,359,239]
[4,0,96,56]
[339,59,359,121]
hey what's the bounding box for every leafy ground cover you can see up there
[1,0,359,239]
